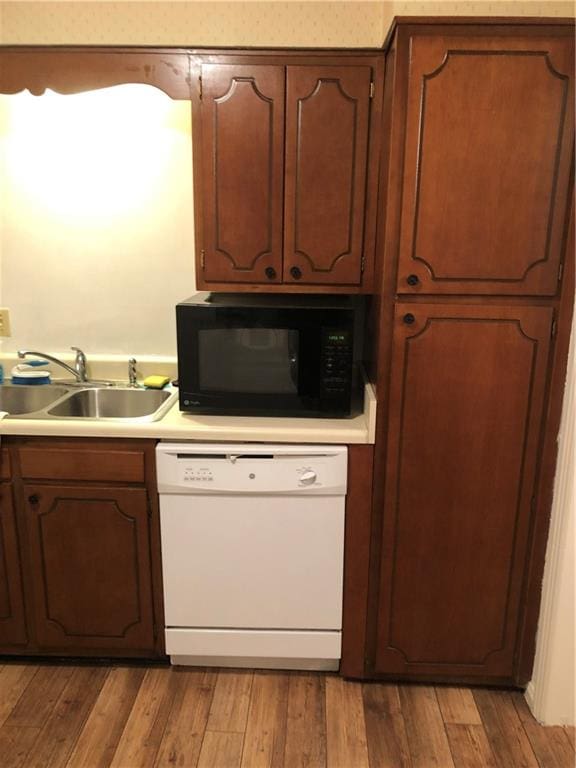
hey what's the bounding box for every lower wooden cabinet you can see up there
[0,482,28,647]
[373,304,553,681]
[23,484,155,653]
[0,438,164,659]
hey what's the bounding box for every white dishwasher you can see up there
[156,443,347,671]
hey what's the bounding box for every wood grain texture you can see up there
[0,50,191,99]
[110,668,179,768]
[400,686,455,768]
[473,689,539,768]
[284,673,326,768]
[199,64,285,285]
[0,665,37,728]
[241,671,288,768]
[25,666,108,768]
[4,666,75,728]
[284,65,371,286]
[66,667,146,768]
[396,31,574,296]
[0,448,11,481]
[363,684,411,768]
[341,444,374,678]
[154,669,216,768]
[325,676,369,768]
[23,484,155,654]
[445,723,497,768]
[375,304,553,679]
[17,442,146,483]
[0,725,42,768]
[197,731,244,768]
[206,670,253,734]
[436,687,482,726]
[512,692,575,768]
[0,485,27,647]
[0,666,571,768]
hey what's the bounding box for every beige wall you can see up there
[0,87,195,356]
[0,2,386,47]
[0,1,573,47]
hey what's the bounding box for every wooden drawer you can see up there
[0,447,11,481]
[17,441,146,484]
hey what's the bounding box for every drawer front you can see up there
[18,443,146,483]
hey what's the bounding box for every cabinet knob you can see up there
[403,313,416,325]
[265,267,277,280]
[28,494,39,505]
[290,266,302,280]
[407,274,420,286]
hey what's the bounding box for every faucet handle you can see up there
[128,357,138,387]
[70,347,88,382]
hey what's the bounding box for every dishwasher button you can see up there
[299,470,317,485]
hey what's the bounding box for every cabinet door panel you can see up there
[200,64,284,284]
[375,304,552,679]
[0,484,27,646]
[24,485,155,653]
[284,66,371,285]
[397,35,574,295]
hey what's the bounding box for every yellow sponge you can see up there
[143,375,170,389]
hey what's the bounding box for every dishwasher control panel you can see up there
[157,443,348,495]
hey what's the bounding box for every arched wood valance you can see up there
[0,48,193,99]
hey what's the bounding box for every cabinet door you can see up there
[199,64,285,285]
[397,34,574,295]
[24,485,155,653]
[284,66,372,286]
[375,304,553,680]
[0,483,27,647]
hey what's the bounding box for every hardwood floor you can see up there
[0,662,573,768]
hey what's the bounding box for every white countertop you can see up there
[0,381,377,445]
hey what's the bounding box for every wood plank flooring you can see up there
[0,663,573,768]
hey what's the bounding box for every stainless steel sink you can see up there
[0,384,70,415]
[0,383,177,422]
[48,388,174,420]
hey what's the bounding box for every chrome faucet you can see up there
[128,357,138,387]
[18,347,88,382]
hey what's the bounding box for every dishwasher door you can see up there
[157,443,347,669]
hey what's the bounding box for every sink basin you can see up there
[47,387,175,420]
[0,385,70,415]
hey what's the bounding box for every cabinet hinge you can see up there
[369,81,375,99]
[201,249,206,270]
[558,261,564,282]
[198,75,202,101]
[361,255,366,274]
[551,317,557,339]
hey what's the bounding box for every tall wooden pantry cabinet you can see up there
[365,18,575,685]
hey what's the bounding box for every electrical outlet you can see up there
[0,308,11,337]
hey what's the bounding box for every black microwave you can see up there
[176,293,365,418]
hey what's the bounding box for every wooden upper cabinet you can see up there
[195,55,381,291]
[199,64,285,284]
[375,303,553,680]
[284,66,371,286]
[397,33,574,295]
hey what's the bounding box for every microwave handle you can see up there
[289,335,299,388]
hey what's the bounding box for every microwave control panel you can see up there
[320,329,352,398]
